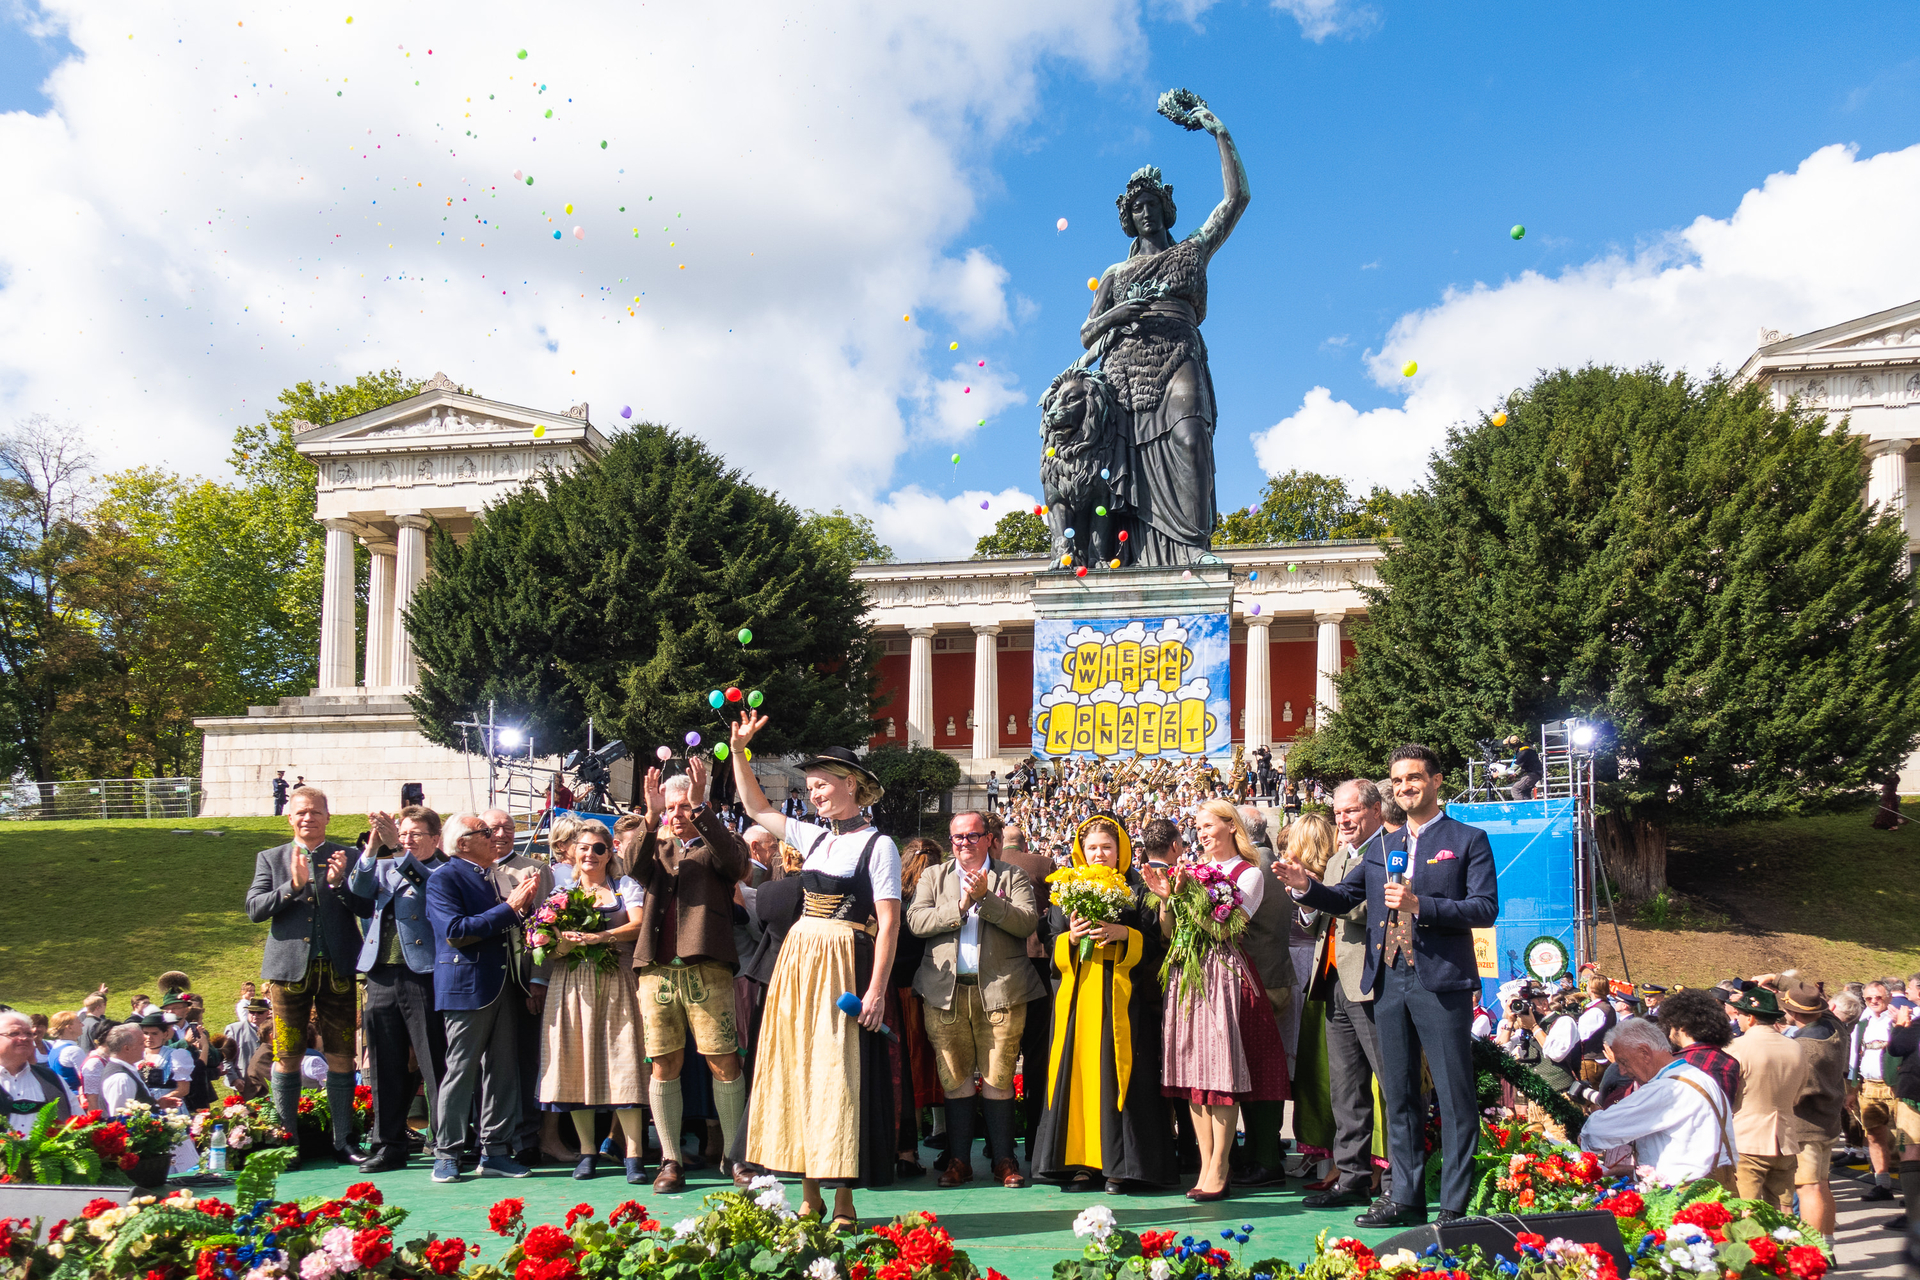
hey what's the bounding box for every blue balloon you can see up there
[1100,468,1109,479]
[1249,571,1258,581]
[552,230,561,239]
[1064,527,1075,538]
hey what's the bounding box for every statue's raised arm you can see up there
[1157,88,1249,253]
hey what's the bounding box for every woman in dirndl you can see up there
[729,716,899,1230]
[532,820,650,1182]
[1138,797,1288,1201]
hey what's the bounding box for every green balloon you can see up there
[1510,224,1526,240]
[713,743,730,761]
[1095,506,1107,516]
[707,690,724,709]
[950,453,960,464]
[737,627,753,646]
[747,690,764,708]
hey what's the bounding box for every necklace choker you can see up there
[829,816,871,836]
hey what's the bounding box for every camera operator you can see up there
[1499,984,1596,1103]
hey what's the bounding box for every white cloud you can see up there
[1253,142,1920,492]
[0,1,1141,551]
[1269,0,1381,42]
[869,485,1040,562]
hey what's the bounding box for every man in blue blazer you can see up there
[423,812,541,1183]
[348,804,449,1172]
[1275,744,1497,1228]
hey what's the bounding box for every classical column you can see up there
[1244,616,1272,749]
[1315,611,1345,720]
[390,515,431,689]
[363,539,397,690]
[316,519,358,691]
[906,627,936,748]
[971,625,1001,759]
[1866,439,1913,541]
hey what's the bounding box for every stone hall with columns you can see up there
[195,298,1920,815]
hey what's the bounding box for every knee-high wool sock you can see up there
[944,1096,977,1171]
[1900,1160,1920,1221]
[650,1077,684,1165]
[713,1074,747,1164]
[983,1096,1017,1165]
[326,1071,358,1148]
[271,1069,302,1139]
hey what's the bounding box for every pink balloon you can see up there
[572,226,584,240]
[1056,217,1068,232]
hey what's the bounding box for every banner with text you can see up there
[1031,614,1233,759]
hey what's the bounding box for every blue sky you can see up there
[3,2,1918,557]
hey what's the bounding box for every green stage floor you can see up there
[257,1148,1405,1280]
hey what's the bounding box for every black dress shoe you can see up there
[1354,1200,1427,1229]
[1303,1183,1373,1210]
[359,1150,408,1174]
[1104,1179,1126,1195]
[333,1143,371,1166]
[1436,1210,1469,1226]
[1864,1185,1896,1202]
[1237,1163,1286,1187]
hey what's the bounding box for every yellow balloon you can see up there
[1492,412,1508,427]
[1402,361,1418,377]
[949,341,958,350]
[1110,559,1121,569]
[564,202,573,214]
[902,314,911,322]
[1086,277,1099,291]
[1045,447,1056,457]
[532,425,546,438]
[1062,554,1072,566]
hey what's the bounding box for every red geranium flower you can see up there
[424,1239,473,1276]
[489,1198,527,1238]
[1673,1202,1733,1231]
[521,1225,575,1262]
[515,1259,578,1280]
[118,1153,139,1171]
[1748,1236,1780,1269]
[343,1182,383,1205]
[352,1226,393,1269]
[1140,1230,1177,1258]
[564,1204,594,1229]
[1785,1246,1828,1280]
[1596,1190,1645,1219]
[81,1198,120,1220]
[608,1202,648,1227]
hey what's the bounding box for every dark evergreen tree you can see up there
[1317,365,1920,897]
[405,423,879,761]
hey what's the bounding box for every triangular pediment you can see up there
[293,375,604,456]
[1754,299,1920,358]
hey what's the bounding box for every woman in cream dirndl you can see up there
[1138,797,1288,1201]
[532,819,650,1182]
[729,714,899,1229]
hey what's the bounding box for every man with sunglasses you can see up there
[350,804,450,1172]
[1852,981,1906,1201]
[485,807,556,1166]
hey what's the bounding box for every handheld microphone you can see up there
[836,991,898,1042]
[1386,845,1409,925]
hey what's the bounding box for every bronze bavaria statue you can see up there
[1042,89,1248,570]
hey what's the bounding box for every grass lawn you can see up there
[0,815,298,1017]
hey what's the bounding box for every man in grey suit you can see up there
[1236,804,1297,1187]
[1302,778,1389,1208]
[244,784,373,1166]
[350,804,449,1172]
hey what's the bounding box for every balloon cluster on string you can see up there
[655,626,763,765]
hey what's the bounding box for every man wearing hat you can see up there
[1726,986,1808,1204]
[1504,736,1541,801]
[136,1013,194,1110]
[1637,984,1667,1014]
[1782,982,1845,1247]
[223,998,273,1093]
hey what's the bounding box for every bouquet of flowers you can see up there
[1045,864,1136,961]
[0,1103,122,1185]
[116,1100,193,1159]
[1062,1204,1281,1280]
[1146,860,1251,1005]
[190,1095,291,1158]
[526,886,616,973]
[293,1084,373,1142]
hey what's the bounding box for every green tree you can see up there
[802,506,892,569]
[405,422,880,761]
[1317,365,1920,897]
[972,509,1050,558]
[865,744,963,839]
[1215,469,1395,545]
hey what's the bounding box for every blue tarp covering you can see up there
[1447,798,1581,1006]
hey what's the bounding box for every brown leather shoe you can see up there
[652,1160,686,1194]
[992,1156,1027,1188]
[936,1157,974,1188]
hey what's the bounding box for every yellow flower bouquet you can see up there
[1045,863,1136,961]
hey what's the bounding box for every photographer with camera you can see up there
[1497,982,1599,1104]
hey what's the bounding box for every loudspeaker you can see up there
[1374,1210,1628,1274]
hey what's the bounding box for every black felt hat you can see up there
[797,745,883,788]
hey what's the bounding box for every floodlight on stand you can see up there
[1570,721,1598,749]
[497,727,523,750]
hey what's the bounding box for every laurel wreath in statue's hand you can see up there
[1157,87,1220,134]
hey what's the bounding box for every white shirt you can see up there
[2,1061,76,1135]
[1861,1011,1893,1081]
[1579,1058,1735,1182]
[300,1051,328,1086]
[80,1051,110,1106]
[786,819,903,902]
[1471,1010,1494,1039]
[99,1060,148,1117]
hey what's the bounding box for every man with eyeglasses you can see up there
[1,1010,77,1135]
[350,804,450,1172]
[907,810,1044,1189]
[1852,981,1906,1201]
[483,807,556,1166]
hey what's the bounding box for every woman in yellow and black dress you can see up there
[1031,815,1176,1194]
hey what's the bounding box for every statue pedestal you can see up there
[1029,564,1233,620]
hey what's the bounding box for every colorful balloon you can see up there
[713,743,730,761]
[572,226,584,240]
[517,48,528,58]
[1095,506,1107,516]
[951,453,960,463]
[1250,604,1262,615]
[979,500,989,509]
[1086,277,1098,291]
[1510,224,1526,240]
[737,628,753,645]
[746,690,764,708]
[1402,361,1418,377]
[552,230,561,239]
[1181,569,1192,579]
[513,168,524,181]
[1492,412,1508,427]
[655,745,671,761]
[1045,447,1055,458]
[708,690,725,709]
[1056,218,1068,231]
[564,203,574,215]
[726,687,743,703]
[1117,530,1128,542]
[743,747,752,762]
[1100,468,1109,479]
[621,405,632,418]
[685,731,701,747]
[1249,571,1258,581]
[1064,527,1075,538]
[949,341,958,350]
[532,425,546,438]
[1110,559,1121,569]
[1075,565,1088,577]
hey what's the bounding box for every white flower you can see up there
[1148,1260,1170,1280]
[756,1186,789,1212]
[807,1259,839,1280]
[749,1174,783,1191]
[673,1217,702,1239]
[1771,1228,1801,1241]
[1072,1205,1118,1242]
[47,1244,66,1260]
[1380,1249,1421,1269]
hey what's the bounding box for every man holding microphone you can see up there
[1272,746,1497,1229]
